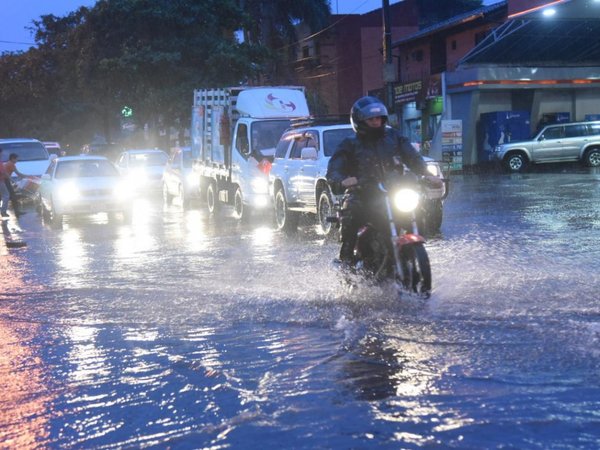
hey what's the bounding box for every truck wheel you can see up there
[504,153,528,172]
[233,187,250,221]
[584,148,600,167]
[317,190,334,237]
[275,188,299,233]
[206,182,219,214]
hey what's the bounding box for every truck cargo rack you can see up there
[289,115,350,129]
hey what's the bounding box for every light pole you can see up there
[382,0,396,121]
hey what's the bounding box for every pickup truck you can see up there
[269,121,448,236]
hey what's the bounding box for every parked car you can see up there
[115,149,169,193]
[162,146,199,207]
[493,120,600,172]
[269,121,448,235]
[38,156,133,227]
[0,138,56,178]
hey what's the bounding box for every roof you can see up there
[460,0,600,66]
[56,156,111,163]
[460,17,600,66]
[392,1,508,46]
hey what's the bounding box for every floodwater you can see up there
[1,169,599,449]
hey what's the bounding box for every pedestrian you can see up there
[1,153,27,218]
[0,148,10,218]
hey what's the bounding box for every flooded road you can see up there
[1,170,599,449]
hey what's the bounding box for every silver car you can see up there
[270,122,447,235]
[162,146,199,207]
[493,120,600,172]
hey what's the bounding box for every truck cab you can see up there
[191,87,309,220]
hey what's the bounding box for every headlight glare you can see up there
[426,163,441,177]
[57,184,80,203]
[394,188,419,212]
[251,177,269,194]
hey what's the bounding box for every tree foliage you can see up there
[0,0,329,148]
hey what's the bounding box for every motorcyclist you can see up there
[326,96,442,265]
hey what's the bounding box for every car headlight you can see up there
[426,162,441,177]
[393,188,419,213]
[113,181,134,199]
[186,173,198,186]
[251,177,269,194]
[129,168,148,185]
[57,184,80,203]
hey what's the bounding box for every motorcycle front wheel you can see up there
[399,243,431,298]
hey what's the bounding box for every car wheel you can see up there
[584,148,600,167]
[179,184,190,208]
[232,187,250,221]
[49,200,63,229]
[206,181,219,214]
[274,188,299,233]
[504,152,528,172]
[317,190,335,237]
[163,183,174,205]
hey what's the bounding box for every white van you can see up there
[0,138,56,178]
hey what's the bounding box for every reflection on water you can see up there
[0,255,52,449]
[1,175,599,448]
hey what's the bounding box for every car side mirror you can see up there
[301,147,317,160]
[50,154,58,161]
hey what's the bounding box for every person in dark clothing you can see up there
[326,96,442,264]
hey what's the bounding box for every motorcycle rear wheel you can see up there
[399,243,431,297]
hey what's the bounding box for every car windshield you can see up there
[0,142,49,162]
[129,152,168,167]
[251,120,290,158]
[55,160,119,179]
[323,128,355,156]
[182,151,193,168]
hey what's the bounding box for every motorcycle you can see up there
[333,172,432,298]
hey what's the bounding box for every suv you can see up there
[493,120,600,172]
[0,138,55,177]
[269,121,447,235]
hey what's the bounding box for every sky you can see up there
[0,0,498,54]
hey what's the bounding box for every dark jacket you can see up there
[326,127,428,195]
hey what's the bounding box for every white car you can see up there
[115,149,169,193]
[270,122,448,235]
[162,146,199,207]
[39,156,133,226]
[0,138,56,178]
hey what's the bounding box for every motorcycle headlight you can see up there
[393,188,419,213]
[251,177,269,194]
[57,184,80,203]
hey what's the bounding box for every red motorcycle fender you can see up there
[395,233,425,249]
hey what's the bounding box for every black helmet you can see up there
[350,96,388,137]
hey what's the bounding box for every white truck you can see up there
[191,86,310,219]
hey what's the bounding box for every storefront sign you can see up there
[393,81,422,104]
[441,119,463,171]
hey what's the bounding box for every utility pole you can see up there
[382,0,396,122]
